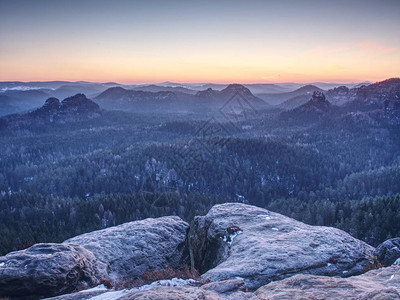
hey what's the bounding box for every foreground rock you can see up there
[0,216,189,298]
[0,204,383,298]
[48,279,255,300]
[375,238,400,267]
[0,244,98,298]
[256,262,400,299]
[51,264,400,300]
[64,216,189,282]
[192,203,376,289]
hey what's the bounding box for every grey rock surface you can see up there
[64,216,189,282]
[375,238,400,267]
[119,279,256,300]
[0,243,98,297]
[45,264,400,300]
[0,204,386,299]
[255,262,400,299]
[120,286,208,300]
[45,290,106,300]
[192,203,376,289]
[0,216,189,298]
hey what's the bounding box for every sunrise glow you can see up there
[1,0,399,84]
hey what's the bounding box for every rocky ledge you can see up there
[0,216,189,298]
[0,203,399,299]
[46,263,400,300]
[255,262,400,299]
[192,203,376,289]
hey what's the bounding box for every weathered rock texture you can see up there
[71,264,400,300]
[0,216,189,298]
[255,262,400,299]
[119,279,256,300]
[375,238,400,267]
[0,243,98,297]
[0,204,386,299]
[192,203,376,289]
[65,216,189,282]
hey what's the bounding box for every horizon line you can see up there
[1,78,395,86]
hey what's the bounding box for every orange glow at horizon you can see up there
[1,1,399,84]
[1,41,398,84]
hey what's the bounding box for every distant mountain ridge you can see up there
[95,87,181,112]
[95,83,266,112]
[1,79,397,117]
[131,84,197,94]
[195,84,266,106]
[281,78,399,111]
[278,85,326,108]
[279,78,400,127]
[346,78,400,111]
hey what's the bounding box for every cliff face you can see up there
[0,203,399,299]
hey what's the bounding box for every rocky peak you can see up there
[288,91,332,115]
[5,94,102,127]
[325,86,357,106]
[195,88,217,98]
[331,86,350,94]
[59,93,100,113]
[29,97,60,118]
[42,97,61,110]
[310,91,326,103]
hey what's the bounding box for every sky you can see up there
[0,0,399,84]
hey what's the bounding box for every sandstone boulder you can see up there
[0,243,98,297]
[0,216,189,298]
[192,203,376,289]
[45,263,400,300]
[64,216,189,282]
[119,279,256,300]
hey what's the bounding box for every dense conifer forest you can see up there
[1,98,399,255]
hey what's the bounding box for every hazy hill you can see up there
[51,84,110,99]
[0,89,51,116]
[259,85,325,106]
[195,84,266,107]
[0,80,371,116]
[346,78,400,111]
[95,83,266,112]
[131,84,197,94]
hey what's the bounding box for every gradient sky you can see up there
[0,0,399,83]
